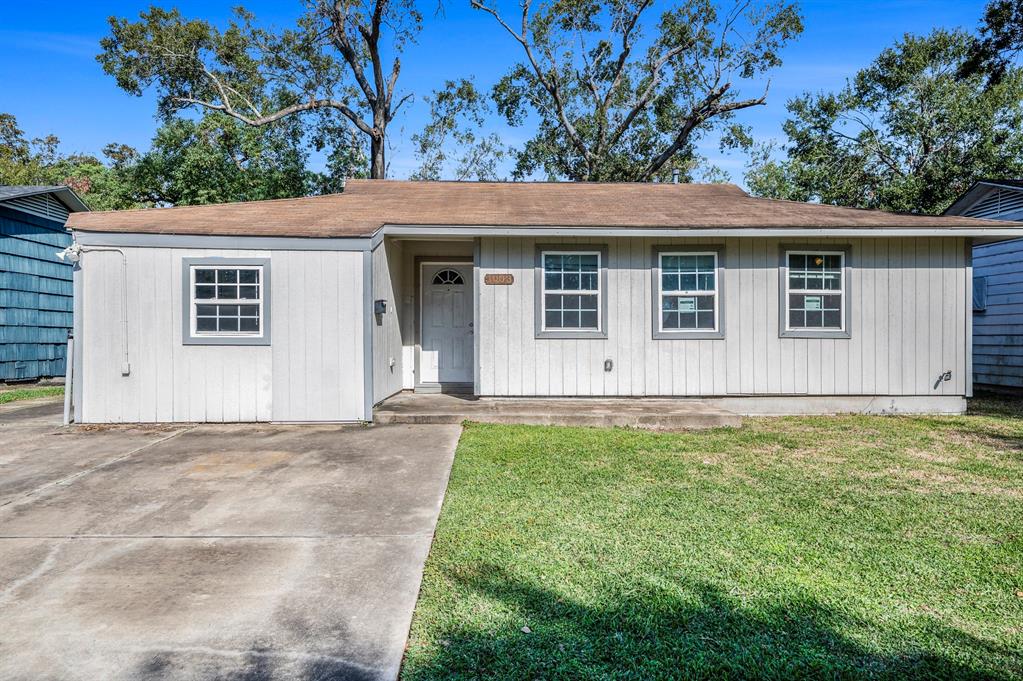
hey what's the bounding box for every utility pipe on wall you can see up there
[62,332,73,426]
[57,243,131,377]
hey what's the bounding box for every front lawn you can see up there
[0,386,64,404]
[402,400,1023,679]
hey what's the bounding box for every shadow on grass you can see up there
[404,564,1019,680]
[968,392,1023,419]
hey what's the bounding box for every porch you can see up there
[373,393,742,429]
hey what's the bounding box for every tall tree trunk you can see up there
[370,132,386,179]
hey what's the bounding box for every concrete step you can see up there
[374,395,741,430]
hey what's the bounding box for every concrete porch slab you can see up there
[374,393,741,430]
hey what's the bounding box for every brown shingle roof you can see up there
[66,180,1017,237]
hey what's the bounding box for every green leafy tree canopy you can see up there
[410,78,510,181]
[961,0,1023,85]
[0,113,134,211]
[98,1,421,179]
[745,28,1023,214]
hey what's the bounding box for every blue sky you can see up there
[0,0,988,184]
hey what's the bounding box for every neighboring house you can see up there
[1,185,89,381]
[944,180,1023,391]
[63,181,1023,423]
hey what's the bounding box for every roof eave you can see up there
[944,181,1023,216]
[378,223,1023,239]
[0,185,91,213]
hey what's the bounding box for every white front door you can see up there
[420,263,474,385]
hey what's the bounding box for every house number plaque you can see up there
[484,273,514,285]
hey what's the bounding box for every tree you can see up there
[0,113,134,210]
[471,0,802,181]
[744,29,1023,214]
[410,78,509,181]
[123,113,324,205]
[0,111,347,210]
[961,0,1023,85]
[98,1,422,179]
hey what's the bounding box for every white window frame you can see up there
[181,257,271,346]
[535,246,608,339]
[657,251,720,334]
[781,248,849,339]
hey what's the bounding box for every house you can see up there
[1,185,89,381]
[62,180,1023,423]
[944,180,1023,391]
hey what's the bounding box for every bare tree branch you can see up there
[639,82,769,180]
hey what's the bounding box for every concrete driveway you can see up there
[0,398,460,681]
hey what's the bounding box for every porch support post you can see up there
[473,237,481,396]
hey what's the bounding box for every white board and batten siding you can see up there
[271,250,365,422]
[79,247,365,423]
[477,236,968,398]
[372,240,404,403]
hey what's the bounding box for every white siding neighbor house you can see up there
[945,180,1023,391]
[63,181,1023,423]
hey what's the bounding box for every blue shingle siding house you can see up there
[0,186,88,381]
[945,180,1023,391]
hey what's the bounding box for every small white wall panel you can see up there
[271,250,364,422]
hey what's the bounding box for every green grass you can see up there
[0,386,64,404]
[402,400,1023,680]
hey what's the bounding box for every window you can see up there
[657,251,720,334]
[432,269,465,286]
[781,249,849,338]
[535,246,607,338]
[182,258,271,345]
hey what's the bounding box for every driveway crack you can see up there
[0,425,197,509]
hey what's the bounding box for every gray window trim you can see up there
[778,244,851,339]
[534,244,609,339]
[651,245,726,340]
[181,257,272,346]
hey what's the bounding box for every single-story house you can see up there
[1,185,88,381]
[63,180,1023,423]
[944,179,1023,391]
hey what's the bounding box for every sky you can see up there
[0,0,989,185]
